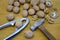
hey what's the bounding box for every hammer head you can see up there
[30,18,45,31]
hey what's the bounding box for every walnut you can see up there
[33,5,39,11]
[13,7,20,13]
[15,21,23,28]
[24,30,34,39]
[39,3,45,10]
[22,10,28,17]
[28,8,35,15]
[14,1,20,7]
[19,0,26,4]
[40,0,46,4]
[36,11,45,18]
[26,0,30,3]
[6,14,15,21]
[31,0,38,5]
[7,5,13,12]
[23,3,29,10]
[8,0,14,5]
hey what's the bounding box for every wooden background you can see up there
[0,0,60,40]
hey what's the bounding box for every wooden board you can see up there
[0,0,60,40]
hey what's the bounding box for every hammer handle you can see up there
[38,26,56,40]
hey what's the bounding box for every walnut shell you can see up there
[50,10,58,19]
[46,1,53,7]
[32,15,38,21]
[45,15,54,24]
[44,8,49,14]
[48,18,54,24]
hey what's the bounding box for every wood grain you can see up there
[0,0,60,40]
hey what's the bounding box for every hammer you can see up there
[30,18,56,40]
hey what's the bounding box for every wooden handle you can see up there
[38,26,56,40]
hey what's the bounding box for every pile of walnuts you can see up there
[6,0,58,39]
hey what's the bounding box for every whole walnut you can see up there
[40,0,46,4]
[26,0,30,3]
[22,10,28,17]
[8,0,14,5]
[39,3,45,10]
[28,8,35,15]
[14,1,20,7]
[36,11,45,18]
[13,7,20,13]
[24,30,34,39]
[31,0,39,5]
[19,0,26,4]
[23,3,29,10]
[6,14,15,21]
[33,5,39,11]
[15,21,23,28]
[7,5,13,12]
